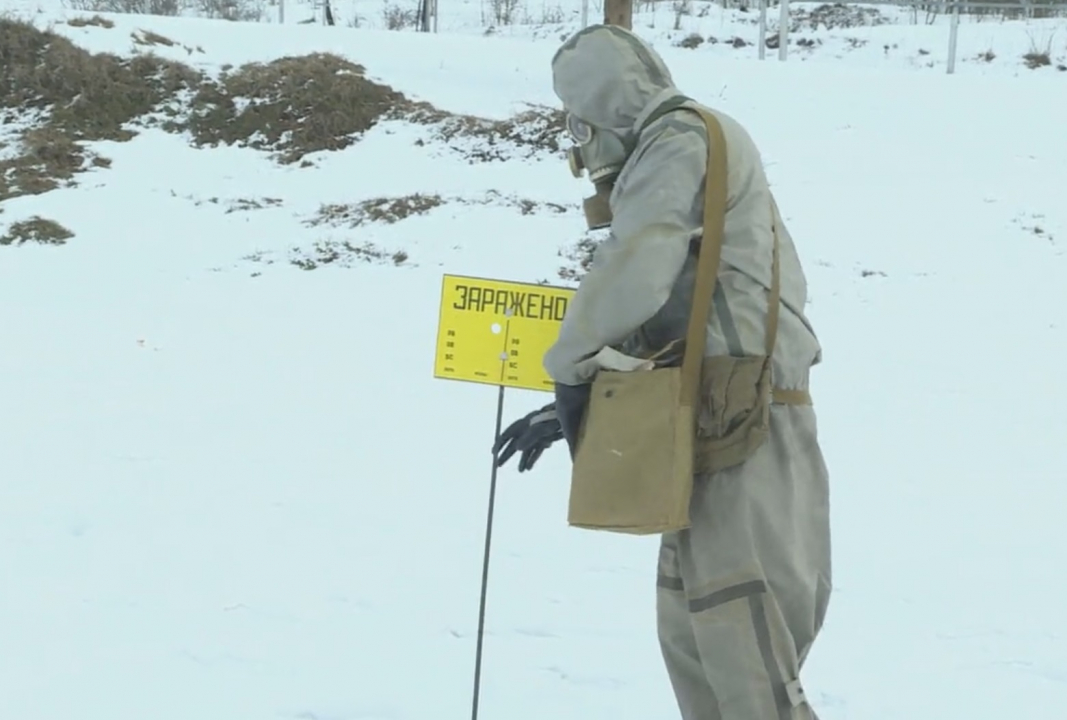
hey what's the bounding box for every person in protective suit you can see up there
[493,24,832,720]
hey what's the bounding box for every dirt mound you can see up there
[0,18,199,200]
[186,53,409,164]
[0,18,566,205]
[0,19,199,140]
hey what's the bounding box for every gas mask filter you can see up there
[565,113,627,231]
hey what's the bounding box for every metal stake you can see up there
[471,383,506,720]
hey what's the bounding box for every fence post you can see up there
[279,0,284,23]
[946,0,960,74]
[582,0,589,27]
[777,0,789,61]
[758,0,767,60]
[604,0,633,29]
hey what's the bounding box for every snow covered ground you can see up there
[1,3,1065,720]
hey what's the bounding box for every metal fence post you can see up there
[758,0,767,60]
[778,0,790,61]
[947,1,960,74]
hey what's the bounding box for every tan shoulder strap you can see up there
[681,107,782,407]
[679,107,728,407]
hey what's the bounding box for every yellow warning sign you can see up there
[433,274,575,393]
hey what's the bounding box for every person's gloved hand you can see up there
[492,403,563,472]
[554,382,591,459]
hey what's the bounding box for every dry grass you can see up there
[65,0,181,15]
[0,126,112,201]
[185,53,408,163]
[0,19,200,140]
[1,127,84,200]
[504,194,569,215]
[676,33,704,49]
[473,189,572,216]
[132,29,177,47]
[0,17,199,199]
[0,216,74,246]
[859,268,888,278]
[4,20,394,198]
[1023,31,1057,69]
[292,190,571,273]
[409,103,568,162]
[309,194,445,228]
[0,18,568,209]
[1023,51,1052,69]
[788,3,891,31]
[225,196,284,213]
[308,191,570,230]
[67,15,115,28]
[290,240,411,270]
[557,233,600,284]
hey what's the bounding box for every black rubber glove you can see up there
[554,382,591,459]
[492,403,563,472]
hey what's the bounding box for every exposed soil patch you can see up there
[185,53,408,163]
[307,190,572,230]
[225,196,284,213]
[0,19,200,140]
[0,125,111,200]
[0,216,74,246]
[788,3,891,31]
[408,102,568,162]
[0,17,199,199]
[309,193,446,228]
[67,15,115,29]
[289,240,411,270]
[557,232,601,285]
[132,29,177,47]
[1,18,568,205]
[1023,51,1052,69]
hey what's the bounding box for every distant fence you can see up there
[753,0,1067,73]
[395,0,1067,76]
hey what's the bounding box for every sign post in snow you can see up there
[432,273,574,720]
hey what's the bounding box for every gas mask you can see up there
[565,113,629,230]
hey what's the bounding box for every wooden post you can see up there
[604,0,633,29]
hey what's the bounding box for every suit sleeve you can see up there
[543,124,709,386]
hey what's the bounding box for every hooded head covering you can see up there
[552,25,687,230]
[551,25,681,146]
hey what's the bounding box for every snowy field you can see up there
[1,2,1066,720]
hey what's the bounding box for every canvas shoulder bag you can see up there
[566,106,807,535]
[566,106,727,535]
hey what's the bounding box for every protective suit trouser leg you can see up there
[656,405,832,720]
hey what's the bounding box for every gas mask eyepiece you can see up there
[567,113,593,179]
[565,113,622,231]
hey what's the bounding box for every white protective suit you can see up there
[543,25,833,720]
